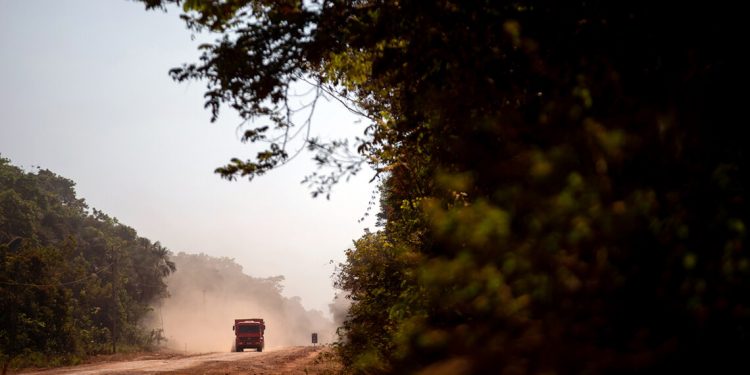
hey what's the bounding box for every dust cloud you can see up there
[148,253,337,353]
[329,293,352,328]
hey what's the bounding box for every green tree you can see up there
[0,157,176,371]
[334,231,419,373]
[136,1,746,373]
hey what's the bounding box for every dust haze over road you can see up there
[148,253,338,353]
[16,253,344,374]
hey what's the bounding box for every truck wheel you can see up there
[257,347,263,352]
[236,346,243,352]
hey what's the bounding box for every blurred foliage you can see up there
[0,157,175,372]
[139,0,746,373]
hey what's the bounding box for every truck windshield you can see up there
[238,325,260,334]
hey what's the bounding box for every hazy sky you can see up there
[0,0,376,315]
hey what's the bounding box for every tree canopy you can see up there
[0,157,175,372]
[138,1,746,373]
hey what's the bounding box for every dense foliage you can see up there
[139,1,746,373]
[0,157,175,371]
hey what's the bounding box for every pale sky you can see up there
[0,0,376,315]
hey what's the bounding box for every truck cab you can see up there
[233,318,265,352]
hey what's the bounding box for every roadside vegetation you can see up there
[137,1,746,373]
[0,157,175,373]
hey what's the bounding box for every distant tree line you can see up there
[161,252,336,349]
[0,157,175,372]
[139,1,747,373]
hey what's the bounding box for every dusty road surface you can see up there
[18,346,340,375]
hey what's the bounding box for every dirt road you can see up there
[18,346,340,375]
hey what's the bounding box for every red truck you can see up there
[232,318,265,352]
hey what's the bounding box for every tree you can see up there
[137,1,746,373]
[0,157,176,370]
